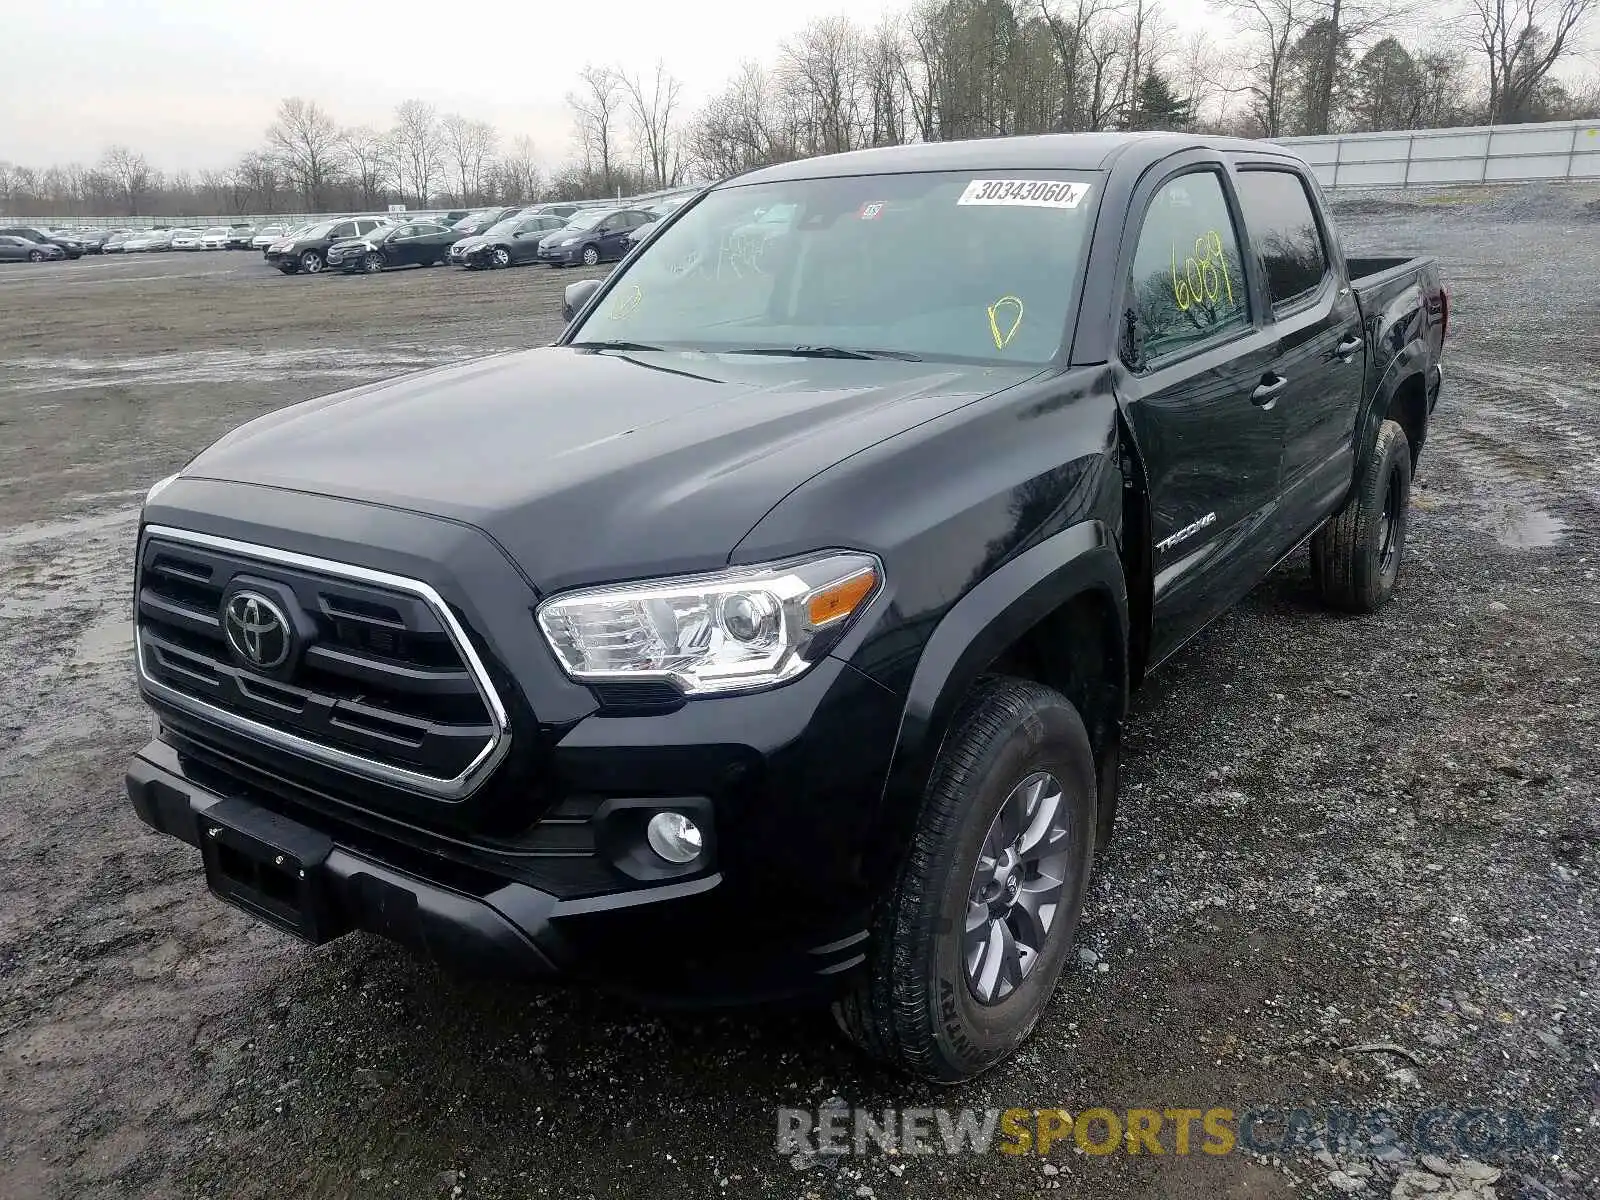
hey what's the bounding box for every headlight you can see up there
[536,552,881,696]
[559,237,579,246]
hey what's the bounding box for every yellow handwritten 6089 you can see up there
[1170,230,1235,312]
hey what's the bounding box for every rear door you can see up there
[1114,158,1287,663]
[1233,164,1363,538]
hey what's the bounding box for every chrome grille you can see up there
[135,526,510,800]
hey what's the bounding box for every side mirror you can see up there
[563,278,602,322]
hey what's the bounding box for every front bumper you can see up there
[536,245,581,265]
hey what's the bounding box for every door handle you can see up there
[1252,374,1288,405]
[1335,335,1362,362]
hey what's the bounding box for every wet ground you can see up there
[1,192,1597,1200]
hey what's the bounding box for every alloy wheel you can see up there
[963,771,1073,1005]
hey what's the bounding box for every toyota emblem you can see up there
[223,591,293,670]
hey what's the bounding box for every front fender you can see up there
[868,519,1128,873]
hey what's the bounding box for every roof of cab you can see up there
[728,132,1298,186]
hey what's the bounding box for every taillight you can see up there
[1439,286,1449,339]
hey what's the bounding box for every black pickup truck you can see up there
[127,133,1446,1082]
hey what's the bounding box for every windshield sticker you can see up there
[608,284,643,320]
[987,296,1025,350]
[1170,231,1236,312]
[958,180,1091,209]
[859,202,886,220]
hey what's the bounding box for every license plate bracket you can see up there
[197,798,342,944]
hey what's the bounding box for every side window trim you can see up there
[1122,163,1260,375]
[1235,164,1335,319]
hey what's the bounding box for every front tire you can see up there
[833,677,1096,1083]
[28,250,45,262]
[491,246,512,268]
[1311,419,1412,613]
[581,244,600,267]
[362,252,384,274]
[299,250,325,274]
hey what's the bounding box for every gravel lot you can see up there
[1,189,1597,1200]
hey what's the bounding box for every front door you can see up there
[1114,165,1287,664]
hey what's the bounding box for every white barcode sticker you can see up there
[957,179,1092,209]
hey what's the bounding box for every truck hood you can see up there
[184,345,1036,594]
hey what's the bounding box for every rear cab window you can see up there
[1234,170,1331,311]
[1127,171,1251,365]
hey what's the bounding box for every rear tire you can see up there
[832,677,1096,1083]
[28,250,45,262]
[1311,419,1412,613]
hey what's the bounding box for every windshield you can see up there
[300,221,336,239]
[203,227,228,235]
[481,217,523,237]
[567,171,1099,365]
[563,209,608,231]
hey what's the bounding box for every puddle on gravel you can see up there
[0,507,139,551]
[4,345,511,393]
[1487,504,1568,549]
[70,614,133,667]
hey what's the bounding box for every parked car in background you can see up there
[0,226,85,258]
[66,228,119,254]
[123,229,172,252]
[103,229,138,253]
[252,224,289,250]
[448,208,515,239]
[328,221,457,273]
[0,235,66,262]
[199,227,232,250]
[530,203,580,219]
[452,213,568,268]
[265,217,389,274]
[226,225,257,249]
[536,208,654,267]
[169,228,204,250]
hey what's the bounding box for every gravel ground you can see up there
[1,188,1597,1200]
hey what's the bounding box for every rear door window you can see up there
[1235,170,1330,311]
[1128,171,1251,364]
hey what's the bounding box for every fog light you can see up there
[645,812,703,864]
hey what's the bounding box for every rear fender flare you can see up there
[1355,341,1428,464]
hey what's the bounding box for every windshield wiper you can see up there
[568,339,666,353]
[725,345,923,362]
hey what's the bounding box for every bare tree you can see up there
[1222,0,1304,136]
[1469,0,1597,123]
[392,100,443,205]
[99,144,154,215]
[499,135,542,201]
[567,65,624,194]
[340,126,388,208]
[266,97,342,207]
[621,61,684,189]
[440,114,500,203]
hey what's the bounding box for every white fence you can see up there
[1274,119,1600,190]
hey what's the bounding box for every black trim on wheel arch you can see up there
[872,520,1127,876]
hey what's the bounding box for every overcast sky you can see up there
[0,0,1228,173]
[4,0,1582,174]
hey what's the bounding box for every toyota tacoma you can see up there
[128,133,1447,1082]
